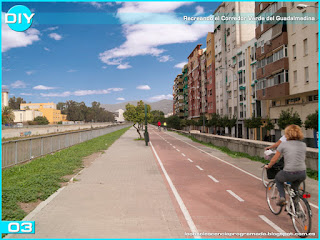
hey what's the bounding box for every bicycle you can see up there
[261,164,306,197]
[266,180,312,237]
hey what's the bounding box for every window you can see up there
[292,44,296,59]
[261,40,264,53]
[243,53,245,66]
[303,39,308,56]
[316,33,318,52]
[293,71,297,84]
[291,2,294,8]
[305,67,309,83]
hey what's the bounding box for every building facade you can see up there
[20,102,67,124]
[182,64,189,118]
[2,88,9,109]
[214,1,256,136]
[13,110,43,123]
[188,44,203,119]
[206,32,216,115]
[173,74,184,118]
[255,2,318,145]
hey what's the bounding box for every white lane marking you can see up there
[170,144,172,146]
[259,215,285,233]
[163,132,320,210]
[226,190,244,202]
[208,175,219,183]
[309,203,318,209]
[173,146,176,149]
[176,149,180,152]
[196,165,203,171]
[188,158,193,163]
[150,141,201,239]
[181,153,186,157]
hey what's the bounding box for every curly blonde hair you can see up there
[285,124,304,140]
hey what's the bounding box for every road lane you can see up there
[149,127,318,238]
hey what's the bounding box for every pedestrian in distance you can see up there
[264,125,306,206]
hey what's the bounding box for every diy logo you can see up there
[5,5,35,32]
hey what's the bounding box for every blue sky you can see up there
[2,1,221,106]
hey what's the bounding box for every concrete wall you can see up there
[2,122,117,139]
[174,130,318,171]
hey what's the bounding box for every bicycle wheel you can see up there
[291,196,312,237]
[262,167,270,187]
[266,181,283,215]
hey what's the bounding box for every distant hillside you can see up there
[102,99,173,114]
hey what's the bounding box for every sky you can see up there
[2,1,221,106]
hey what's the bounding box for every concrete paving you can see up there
[7,127,185,239]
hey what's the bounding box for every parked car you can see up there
[16,123,23,128]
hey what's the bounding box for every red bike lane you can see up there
[149,128,318,238]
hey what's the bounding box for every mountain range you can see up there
[101,99,173,114]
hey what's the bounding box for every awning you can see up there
[232,56,236,59]
[238,70,243,73]
[254,80,258,83]
[250,61,257,65]
[251,83,255,86]
[237,51,242,55]
[239,86,246,90]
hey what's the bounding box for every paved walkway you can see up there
[8,127,184,238]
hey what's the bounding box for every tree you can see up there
[245,116,263,129]
[304,110,318,130]
[123,101,152,139]
[2,106,15,124]
[265,118,275,131]
[278,108,302,130]
[9,97,26,110]
[167,115,181,130]
[57,102,66,114]
[151,110,165,124]
[33,116,49,125]
[227,115,237,135]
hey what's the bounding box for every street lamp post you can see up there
[144,104,149,146]
[296,4,318,9]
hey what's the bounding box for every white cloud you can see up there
[174,62,188,69]
[136,85,151,90]
[44,26,59,31]
[148,94,173,102]
[99,2,212,68]
[2,85,8,89]
[195,6,204,16]
[33,85,57,90]
[11,81,27,89]
[67,69,77,73]
[102,66,107,69]
[158,55,172,62]
[48,33,62,40]
[2,12,40,52]
[20,93,33,96]
[86,2,115,9]
[116,97,125,101]
[117,63,132,69]
[44,47,50,51]
[2,68,11,72]
[40,88,123,97]
[40,91,71,97]
[26,70,35,75]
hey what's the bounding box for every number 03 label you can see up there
[1,221,35,234]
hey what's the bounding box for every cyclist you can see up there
[157,121,161,131]
[163,122,167,131]
[264,125,306,206]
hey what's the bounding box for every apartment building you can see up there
[20,102,67,124]
[188,44,204,119]
[206,32,216,115]
[214,2,256,136]
[2,88,9,109]
[234,38,259,139]
[255,2,318,145]
[182,64,189,118]
[200,48,207,118]
[173,74,184,118]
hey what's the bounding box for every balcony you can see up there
[257,82,289,100]
[256,57,288,79]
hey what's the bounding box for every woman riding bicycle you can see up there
[264,125,306,206]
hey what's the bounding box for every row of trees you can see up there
[163,108,318,134]
[57,101,114,122]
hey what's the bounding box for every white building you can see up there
[13,110,43,123]
[2,88,9,108]
[114,109,125,123]
[214,2,256,137]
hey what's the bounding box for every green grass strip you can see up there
[177,132,318,181]
[2,126,130,221]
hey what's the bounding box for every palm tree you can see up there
[2,106,15,124]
